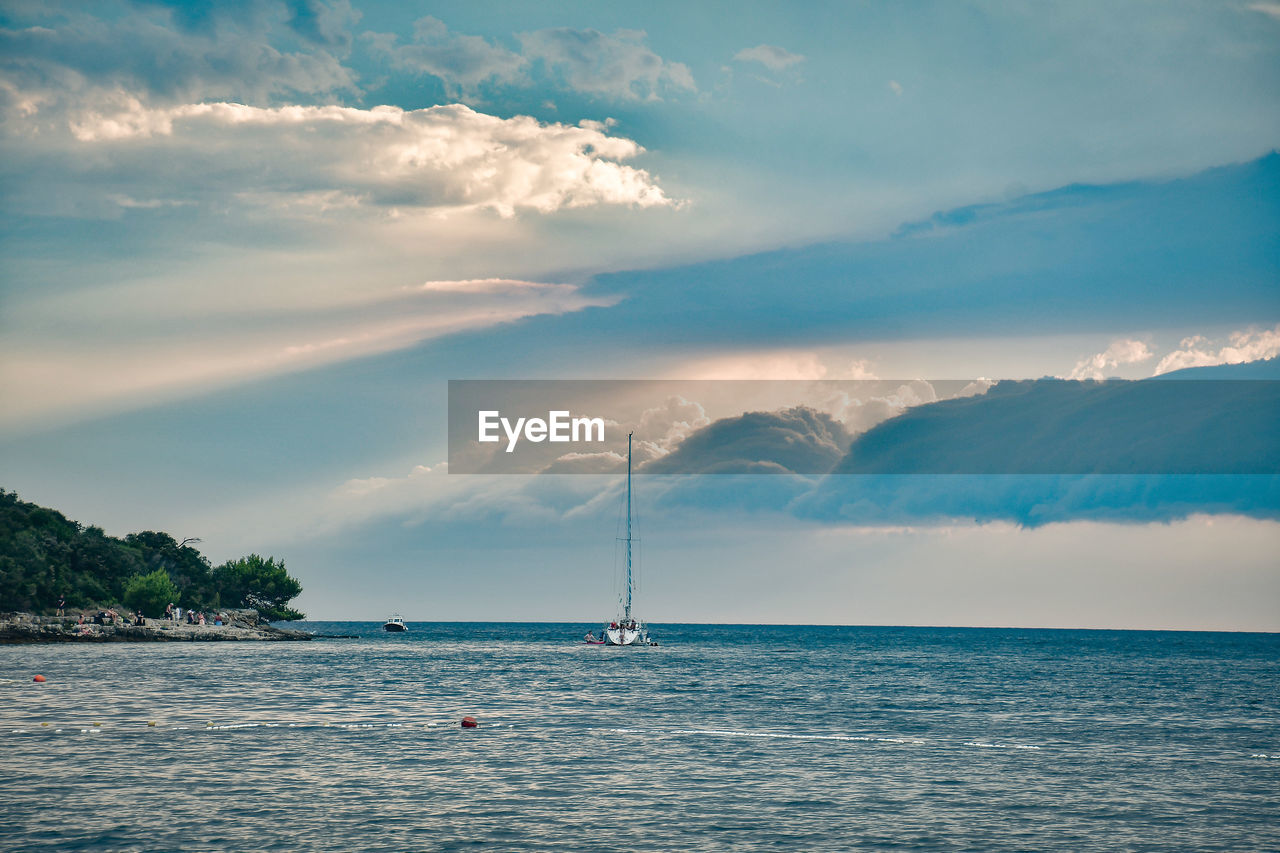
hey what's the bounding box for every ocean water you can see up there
[1,623,1277,851]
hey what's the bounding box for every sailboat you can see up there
[593,432,656,647]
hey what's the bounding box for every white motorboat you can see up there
[383,615,408,632]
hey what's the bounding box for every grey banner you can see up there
[446,378,1280,475]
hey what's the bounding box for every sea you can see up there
[2,623,1278,851]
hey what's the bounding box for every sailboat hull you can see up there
[604,625,654,646]
[605,627,642,645]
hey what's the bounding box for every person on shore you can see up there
[164,603,172,622]
[56,595,65,617]
[198,612,206,626]
[134,610,145,626]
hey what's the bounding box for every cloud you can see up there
[8,98,675,218]
[540,451,628,475]
[364,16,527,96]
[0,2,357,107]
[1247,2,1280,20]
[0,279,614,430]
[519,28,696,100]
[444,379,995,477]
[539,369,1277,524]
[797,474,1280,527]
[887,80,903,96]
[808,380,944,435]
[733,44,805,71]
[829,375,1280,476]
[1065,338,1153,379]
[365,21,696,102]
[196,368,1280,550]
[325,464,611,532]
[793,367,1280,526]
[573,155,1280,349]
[1153,325,1280,375]
[674,351,832,380]
[642,406,852,475]
[284,0,360,50]
[631,396,711,461]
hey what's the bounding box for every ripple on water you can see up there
[1,623,1278,851]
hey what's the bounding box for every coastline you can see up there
[0,611,311,643]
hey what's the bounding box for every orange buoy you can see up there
[32,675,46,683]
[460,716,478,728]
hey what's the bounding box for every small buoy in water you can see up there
[461,716,478,728]
[32,675,46,683]
[147,721,156,727]
[92,722,100,727]
[40,722,48,727]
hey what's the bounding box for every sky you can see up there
[1,0,1278,629]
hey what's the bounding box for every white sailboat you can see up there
[595,432,656,647]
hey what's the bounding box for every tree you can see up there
[123,569,180,617]
[126,531,216,609]
[213,554,304,621]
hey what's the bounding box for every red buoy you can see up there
[32,675,46,682]
[461,716,478,728]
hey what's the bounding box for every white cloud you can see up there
[675,351,832,380]
[1247,3,1280,20]
[14,98,676,218]
[1153,324,1280,375]
[0,279,614,430]
[846,359,879,380]
[1065,338,1153,379]
[888,80,904,96]
[335,462,446,499]
[632,396,711,461]
[733,44,805,71]
[541,451,629,475]
[519,28,696,100]
[815,380,941,434]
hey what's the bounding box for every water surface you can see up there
[2,624,1277,851]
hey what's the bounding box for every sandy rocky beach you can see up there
[0,610,311,643]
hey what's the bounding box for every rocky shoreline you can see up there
[0,610,312,643]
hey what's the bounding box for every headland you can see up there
[0,610,311,643]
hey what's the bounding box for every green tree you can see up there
[126,531,216,609]
[122,568,180,617]
[213,554,304,621]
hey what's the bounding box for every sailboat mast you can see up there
[625,431,633,621]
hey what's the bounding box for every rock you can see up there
[222,609,262,628]
[0,612,312,644]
